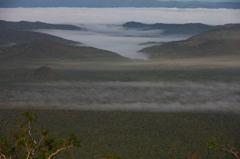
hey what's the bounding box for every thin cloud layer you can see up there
[0,8,240,25]
[1,81,240,112]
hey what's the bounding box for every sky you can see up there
[0,0,239,8]
[156,0,240,2]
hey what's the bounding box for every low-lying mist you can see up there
[34,24,191,59]
[1,81,240,112]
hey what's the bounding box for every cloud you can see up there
[0,7,240,25]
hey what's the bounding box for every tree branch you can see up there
[0,152,7,159]
[28,121,36,144]
[34,135,45,150]
[47,145,73,159]
[220,147,240,159]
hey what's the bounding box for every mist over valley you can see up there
[1,5,240,159]
[1,81,240,112]
[34,25,191,59]
[0,7,240,113]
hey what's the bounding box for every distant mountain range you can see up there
[123,22,213,35]
[139,24,240,59]
[0,20,81,30]
[0,0,239,8]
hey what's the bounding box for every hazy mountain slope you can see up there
[139,25,240,59]
[0,20,81,30]
[0,28,80,46]
[123,22,183,30]
[0,0,239,8]
[0,39,129,63]
[162,23,212,35]
[123,22,212,35]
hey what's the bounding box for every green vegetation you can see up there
[0,28,80,46]
[139,25,240,59]
[0,111,81,159]
[0,109,239,158]
[207,139,240,159]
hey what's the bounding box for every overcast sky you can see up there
[1,8,239,25]
[156,0,239,2]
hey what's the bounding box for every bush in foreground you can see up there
[0,111,81,159]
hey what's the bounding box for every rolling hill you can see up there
[139,25,240,59]
[0,20,81,30]
[0,28,80,46]
[0,39,130,63]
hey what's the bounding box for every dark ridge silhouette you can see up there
[123,22,212,35]
[0,20,82,31]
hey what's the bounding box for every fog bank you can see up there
[0,8,240,25]
[1,81,240,112]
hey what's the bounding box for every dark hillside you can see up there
[0,28,80,46]
[139,25,240,59]
[0,39,129,63]
[162,23,212,35]
[188,24,240,41]
[0,20,81,30]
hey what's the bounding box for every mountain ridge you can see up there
[0,20,81,31]
[139,25,240,59]
[123,22,213,35]
[0,28,80,46]
[0,39,130,64]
